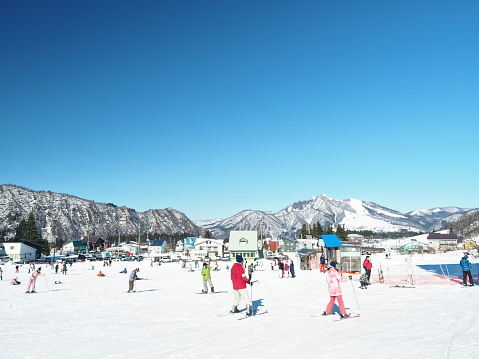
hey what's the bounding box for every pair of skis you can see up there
[311,312,360,321]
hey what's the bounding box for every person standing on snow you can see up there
[201,262,214,293]
[230,255,253,316]
[26,267,43,293]
[460,254,474,286]
[128,268,139,292]
[363,256,372,283]
[320,254,326,272]
[290,260,296,278]
[323,261,350,319]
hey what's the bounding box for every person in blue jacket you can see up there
[460,254,474,286]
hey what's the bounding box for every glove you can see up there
[250,281,253,286]
[348,275,352,280]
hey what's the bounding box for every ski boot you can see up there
[246,305,253,316]
[340,313,350,319]
[230,306,240,314]
[211,287,214,293]
[322,311,334,316]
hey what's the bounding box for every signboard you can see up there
[228,231,258,251]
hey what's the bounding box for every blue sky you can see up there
[1,1,478,220]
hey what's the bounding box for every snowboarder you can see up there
[323,261,350,319]
[460,254,474,286]
[10,277,21,285]
[97,271,105,277]
[128,268,139,292]
[230,255,253,316]
[363,256,372,283]
[201,262,214,293]
[26,267,43,293]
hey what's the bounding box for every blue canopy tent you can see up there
[320,234,342,264]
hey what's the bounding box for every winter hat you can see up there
[236,254,243,263]
[329,261,337,268]
[464,254,469,258]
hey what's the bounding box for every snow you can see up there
[2,251,479,359]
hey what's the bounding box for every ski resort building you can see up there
[194,238,224,258]
[148,240,167,255]
[62,240,88,254]
[0,240,42,262]
[427,232,458,252]
[228,231,258,262]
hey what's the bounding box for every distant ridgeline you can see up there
[0,184,202,244]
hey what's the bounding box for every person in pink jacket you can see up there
[26,267,43,293]
[230,255,253,315]
[323,261,350,319]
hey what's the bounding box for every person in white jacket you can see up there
[323,261,350,318]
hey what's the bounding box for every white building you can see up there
[194,238,224,258]
[0,241,41,262]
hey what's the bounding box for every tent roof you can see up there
[321,234,342,247]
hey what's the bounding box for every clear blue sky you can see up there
[1,1,478,220]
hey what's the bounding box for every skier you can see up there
[460,254,474,286]
[248,262,254,282]
[62,262,67,275]
[201,261,214,293]
[323,261,350,319]
[363,256,372,283]
[26,267,43,293]
[97,271,105,277]
[11,277,21,285]
[0,266,3,280]
[230,255,253,316]
[128,268,139,292]
[55,263,59,274]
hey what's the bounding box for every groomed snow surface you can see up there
[2,251,479,359]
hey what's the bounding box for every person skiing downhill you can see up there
[460,254,474,286]
[323,261,350,319]
[230,255,253,316]
[201,262,214,293]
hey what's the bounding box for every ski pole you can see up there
[44,274,50,292]
[350,276,360,309]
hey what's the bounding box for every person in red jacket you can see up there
[230,255,253,316]
[363,256,372,283]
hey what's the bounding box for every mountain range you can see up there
[195,194,470,239]
[0,185,472,242]
[0,185,202,243]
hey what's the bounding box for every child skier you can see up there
[323,261,350,319]
[359,273,369,289]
